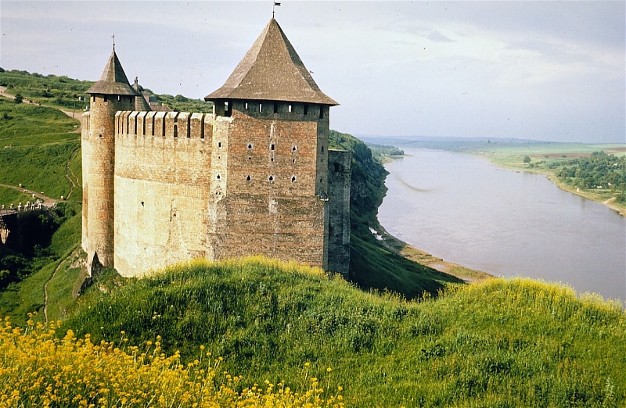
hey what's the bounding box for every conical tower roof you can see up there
[205,18,337,106]
[88,49,138,96]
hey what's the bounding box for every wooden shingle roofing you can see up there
[88,49,138,96]
[205,18,338,106]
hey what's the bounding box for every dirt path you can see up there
[0,183,60,207]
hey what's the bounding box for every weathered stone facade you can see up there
[82,18,351,277]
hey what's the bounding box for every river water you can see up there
[378,148,626,303]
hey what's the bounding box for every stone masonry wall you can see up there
[82,95,135,272]
[113,111,214,276]
[209,101,329,269]
[327,149,351,275]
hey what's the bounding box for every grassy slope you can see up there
[63,257,626,407]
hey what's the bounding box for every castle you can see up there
[81,18,351,278]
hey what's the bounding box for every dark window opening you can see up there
[216,174,220,180]
[187,115,191,138]
[292,145,297,152]
[303,104,308,115]
[269,175,274,182]
[247,143,253,149]
[134,116,137,134]
[218,141,222,148]
[319,105,324,119]
[141,201,144,206]
[291,176,296,183]
[200,118,205,139]
[321,145,325,153]
[151,115,155,136]
[162,116,166,137]
[292,159,296,164]
[270,144,275,151]
[103,96,107,103]
[224,101,232,117]
[142,115,146,135]
[246,175,251,181]
[273,103,278,114]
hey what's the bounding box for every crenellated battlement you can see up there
[115,111,214,140]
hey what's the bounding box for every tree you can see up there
[14,93,23,104]
[522,155,531,164]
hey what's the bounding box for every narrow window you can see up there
[268,175,274,182]
[321,145,325,153]
[187,115,191,138]
[173,123,178,138]
[303,104,308,115]
[273,103,278,114]
[270,144,275,151]
[162,116,166,136]
[200,118,205,139]
[103,96,107,103]
[247,143,253,150]
[134,116,137,134]
[216,174,221,180]
[246,175,251,181]
[319,105,324,119]
[224,101,232,117]
[218,141,222,148]
[292,145,297,152]
[291,176,296,183]
[151,115,155,136]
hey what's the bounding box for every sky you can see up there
[1,1,624,143]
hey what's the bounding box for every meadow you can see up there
[56,257,626,407]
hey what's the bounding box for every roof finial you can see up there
[112,34,116,51]
[272,1,281,18]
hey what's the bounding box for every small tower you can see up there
[82,46,137,274]
[205,18,338,269]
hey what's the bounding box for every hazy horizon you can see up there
[1,1,624,143]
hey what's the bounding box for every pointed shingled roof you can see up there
[87,49,138,96]
[205,18,338,106]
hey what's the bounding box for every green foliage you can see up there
[0,70,91,110]
[62,258,626,407]
[551,151,626,191]
[153,93,214,113]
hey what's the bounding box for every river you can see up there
[378,147,626,303]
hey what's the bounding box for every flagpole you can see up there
[272,1,281,18]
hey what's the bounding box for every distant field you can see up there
[473,142,626,216]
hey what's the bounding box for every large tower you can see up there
[205,18,339,270]
[82,47,137,274]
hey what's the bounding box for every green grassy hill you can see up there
[61,257,626,407]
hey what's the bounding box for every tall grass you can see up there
[62,258,626,407]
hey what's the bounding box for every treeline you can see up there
[549,151,626,201]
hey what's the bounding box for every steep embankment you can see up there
[329,130,463,298]
[58,257,626,407]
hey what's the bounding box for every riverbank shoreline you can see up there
[479,152,626,218]
[371,223,494,284]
